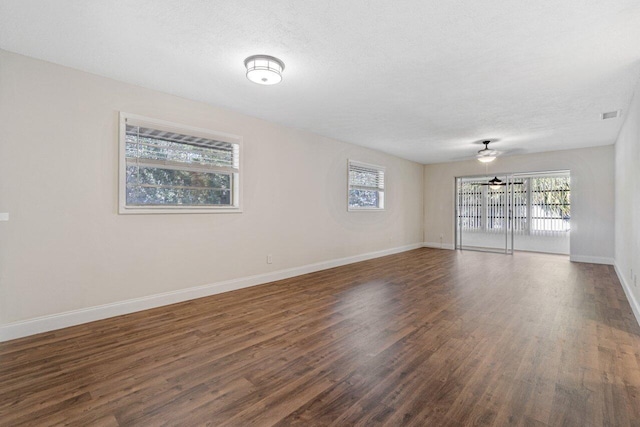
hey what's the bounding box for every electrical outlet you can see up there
[267,254,273,264]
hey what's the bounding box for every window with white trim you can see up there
[348,160,385,210]
[457,173,570,235]
[119,113,241,213]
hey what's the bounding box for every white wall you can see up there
[423,146,615,263]
[614,75,640,322]
[0,50,424,329]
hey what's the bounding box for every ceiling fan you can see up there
[476,140,499,163]
[479,176,524,190]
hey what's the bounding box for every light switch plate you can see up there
[0,213,9,221]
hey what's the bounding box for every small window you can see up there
[119,113,241,214]
[348,160,385,211]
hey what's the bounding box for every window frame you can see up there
[118,112,243,214]
[456,171,570,235]
[347,160,386,212]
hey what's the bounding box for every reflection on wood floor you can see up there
[1,248,639,426]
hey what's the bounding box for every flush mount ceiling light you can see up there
[244,55,285,85]
[477,140,498,163]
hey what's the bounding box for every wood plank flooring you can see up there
[1,248,640,426]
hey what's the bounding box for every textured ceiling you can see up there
[1,1,639,164]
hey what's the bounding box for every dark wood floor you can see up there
[1,248,640,426]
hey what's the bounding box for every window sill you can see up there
[118,206,243,215]
[348,207,385,212]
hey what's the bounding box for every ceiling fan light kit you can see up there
[480,176,524,189]
[488,176,503,190]
[477,155,497,163]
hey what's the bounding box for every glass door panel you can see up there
[456,175,514,254]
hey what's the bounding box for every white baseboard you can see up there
[569,255,614,265]
[0,243,424,342]
[614,262,640,327]
[423,242,455,250]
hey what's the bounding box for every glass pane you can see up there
[349,169,380,188]
[349,189,379,208]
[458,182,483,230]
[126,166,231,189]
[126,186,231,206]
[126,166,232,206]
[126,134,235,168]
[531,176,570,232]
[486,187,506,231]
[512,182,528,234]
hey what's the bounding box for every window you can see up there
[348,160,385,210]
[119,113,241,214]
[530,176,570,233]
[457,172,570,235]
